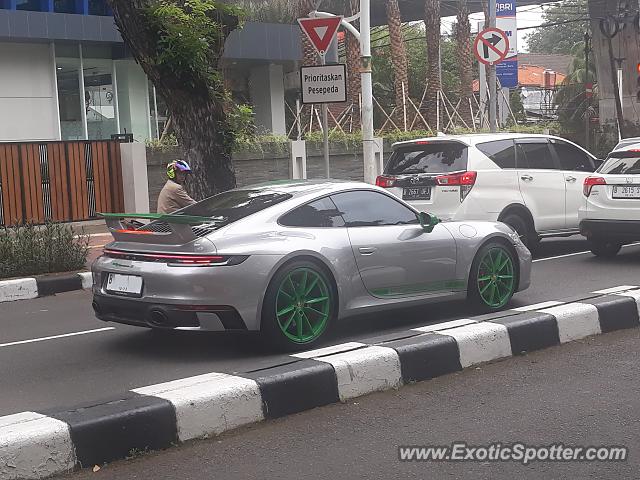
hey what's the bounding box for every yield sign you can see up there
[473,27,509,65]
[297,16,343,56]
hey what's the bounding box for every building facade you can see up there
[0,1,301,143]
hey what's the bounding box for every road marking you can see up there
[0,327,115,348]
[513,301,564,312]
[593,285,639,295]
[533,242,640,263]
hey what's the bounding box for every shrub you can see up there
[0,223,89,280]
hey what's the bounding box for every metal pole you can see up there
[78,44,88,140]
[584,32,590,150]
[321,54,330,178]
[360,0,376,184]
[488,0,497,133]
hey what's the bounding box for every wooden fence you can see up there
[0,140,125,227]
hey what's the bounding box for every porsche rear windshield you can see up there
[178,189,292,225]
[600,153,640,175]
[386,142,468,175]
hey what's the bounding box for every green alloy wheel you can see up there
[262,261,335,351]
[469,243,517,311]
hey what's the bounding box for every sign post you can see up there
[298,16,343,178]
[474,23,509,133]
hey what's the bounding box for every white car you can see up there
[579,144,640,257]
[376,133,599,249]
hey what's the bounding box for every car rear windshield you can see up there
[386,142,468,175]
[600,154,640,175]
[178,189,292,226]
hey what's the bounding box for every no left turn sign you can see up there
[474,27,510,65]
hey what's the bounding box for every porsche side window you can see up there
[330,191,419,227]
[279,197,346,228]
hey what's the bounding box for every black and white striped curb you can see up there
[0,273,92,303]
[1,285,639,479]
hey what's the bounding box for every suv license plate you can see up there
[106,273,143,296]
[612,186,640,199]
[403,187,431,200]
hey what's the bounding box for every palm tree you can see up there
[424,0,441,129]
[386,0,409,129]
[455,0,473,128]
[345,0,362,127]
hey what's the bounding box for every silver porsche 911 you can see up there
[92,180,531,350]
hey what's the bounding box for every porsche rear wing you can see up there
[100,213,221,244]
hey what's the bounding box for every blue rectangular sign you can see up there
[496,0,518,88]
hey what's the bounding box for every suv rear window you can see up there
[179,189,292,226]
[600,154,640,175]
[386,142,468,175]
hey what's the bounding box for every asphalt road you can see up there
[1,237,639,417]
[62,321,640,479]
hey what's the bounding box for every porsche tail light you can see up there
[104,249,248,266]
[583,176,606,197]
[376,175,397,188]
[436,171,477,202]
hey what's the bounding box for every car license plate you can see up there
[403,187,431,200]
[612,185,640,199]
[106,273,143,295]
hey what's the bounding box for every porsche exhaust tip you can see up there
[146,308,175,328]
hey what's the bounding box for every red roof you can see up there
[472,64,567,92]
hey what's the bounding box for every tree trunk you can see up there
[386,0,408,130]
[345,0,362,128]
[107,0,239,199]
[424,0,441,130]
[456,0,473,128]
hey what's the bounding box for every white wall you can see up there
[115,60,152,143]
[0,43,59,141]
[249,64,286,135]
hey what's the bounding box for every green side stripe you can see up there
[371,279,466,297]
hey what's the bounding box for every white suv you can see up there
[376,133,599,248]
[579,144,640,257]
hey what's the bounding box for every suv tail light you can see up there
[376,175,397,188]
[583,176,606,197]
[436,171,477,202]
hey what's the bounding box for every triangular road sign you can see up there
[297,16,343,56]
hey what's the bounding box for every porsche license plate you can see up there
[106,273,143,295]
[403,187,431,201]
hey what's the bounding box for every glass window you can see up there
[476,140,516,169]
[516,140,557,170]
[600,155,640,175]
[89,0,110,15]
[179,189,292,227]
[280,197,345,228]
[55,47,85,140]
[330,191,419,227]
[386,142,468,175]
[551,140,595,172]
[84,58,117,140]
[54,0,77,13]
[16,0,43,11]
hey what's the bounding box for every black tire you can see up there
[261,260,337,352]
[501,213,539,251]
[589,239,622,258]
[467,241,519,313]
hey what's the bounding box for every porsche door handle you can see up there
[566,176,577,183]
[358,247,377,255]
[520,175,534,181]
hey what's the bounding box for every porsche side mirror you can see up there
[418,212,440,233]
